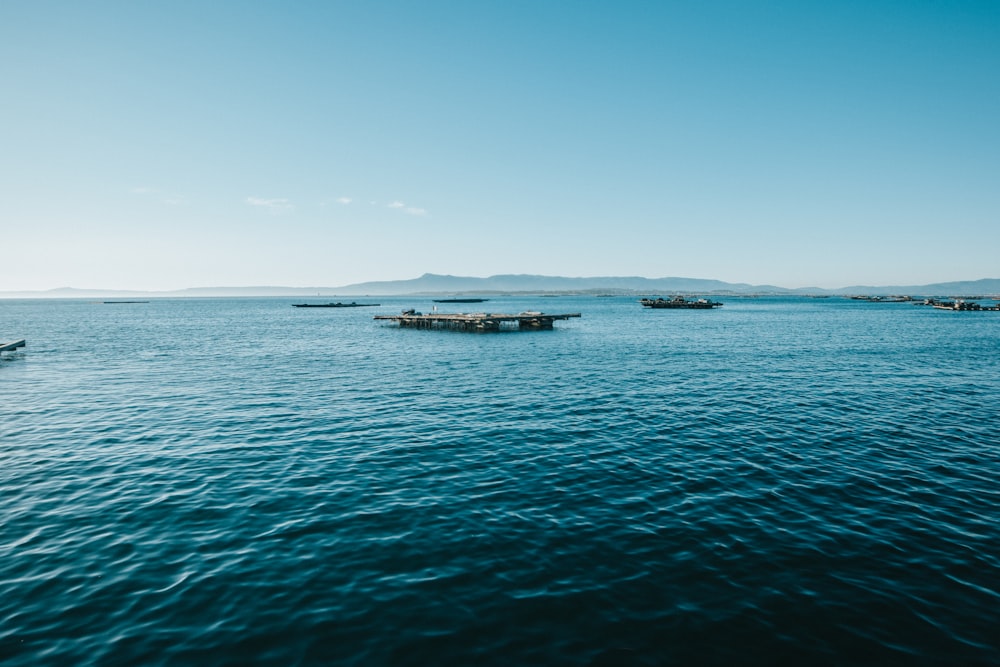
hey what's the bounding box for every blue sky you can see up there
[2,1,998,290]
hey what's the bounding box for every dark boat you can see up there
[432,298,488,303]
[640,296,723,309]
[292,302,380,308]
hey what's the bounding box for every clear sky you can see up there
[2,1,998,291]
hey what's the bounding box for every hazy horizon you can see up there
[3,2,998,291]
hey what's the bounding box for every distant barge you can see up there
[432,298,488,303]
[641,297,723,309]
[293,302,380,308]
[375,310,580,332]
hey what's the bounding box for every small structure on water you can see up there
[1,339,26,355]
[640,296,723,309]
[849,295,914,302]
[375,310,580,332]
[923,298,999,311]
[293,302,380,308]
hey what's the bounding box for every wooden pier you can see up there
[1,339,26,353]
[375,311,580,332]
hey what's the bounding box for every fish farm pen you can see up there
[374,311,581,332]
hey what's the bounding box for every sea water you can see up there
[1,296,998,665]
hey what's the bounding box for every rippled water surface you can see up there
[2,296,999,665]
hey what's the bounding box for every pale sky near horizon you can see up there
[2,1,998,291]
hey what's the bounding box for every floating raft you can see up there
[641,297,723,309]
[375,311,580,331]
[1,339,26,353]
[293,302,380,308]
[923,298,1000,311]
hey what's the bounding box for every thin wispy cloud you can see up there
[133,186,186,205]
[247,197,294,214]
[322,197,429,216]
[387,201,429,216]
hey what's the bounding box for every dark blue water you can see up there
[2,296,998,665]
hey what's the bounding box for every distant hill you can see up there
[332,273,1000,296]
[2,275,999,298]
[827,278,1000,296]
[333,273,783,295]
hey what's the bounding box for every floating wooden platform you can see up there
[1,339,26,353]
[640,297,723,309]
[924,298,1000,311]
[292,302,380,308]
[375,311,580,331]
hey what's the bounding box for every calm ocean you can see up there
[2,296,998,666]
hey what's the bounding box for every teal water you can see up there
[2,296,998,665]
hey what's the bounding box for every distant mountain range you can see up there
[334,274,1000,297]
[3,274,1000,298]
